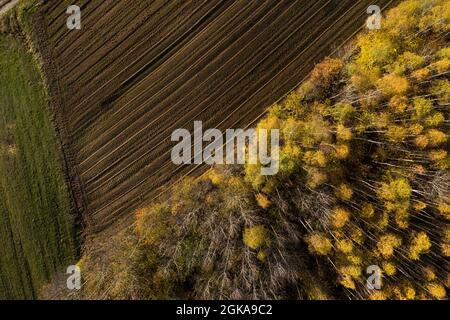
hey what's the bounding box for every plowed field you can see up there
[34,0,395,232]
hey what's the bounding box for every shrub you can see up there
[411,67,431,81]
[135,204,171,245]
[336,184,353,200]
[441,243,450,257]
[429,150,447,161]
[257,250,268,262]
[331,208,350,229]
[431,59,450,73]
[408,232,431,260]
[388,52,425,74]
[437,202,450,219]
[306,233,332,255]
[431,80,450,104]
[300,58,344,100]
[350,66,381,91]
[409,123,424,136]
[279,142,302,175]
[425,112,445,127]
[438,47,450,60]
[385,125,408,143]
[384,0,423,36]
[426,283,446,299]
[303,150,327,167]
[427,129,447,146]
[355,32,396,70]
[378,178,412,202]
[382,262,397,276]
[243,225,269,250]
[376,234,402,259]
[331,103,355,123]
[336,124,352,141]
[415,135,429,149]
[336,239,353,254]
[388,95,408,113]
[306,168,328,188]
[335,144,350,160]
[377,74,410,97]
[300,116,331,147]
[413,97,433,119]
[361,203,375,218]
[255,193,271,209]
[369,291,388,300]
[339,265,362,290]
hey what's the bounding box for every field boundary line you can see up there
[30,8,89,230]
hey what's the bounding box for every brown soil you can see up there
[34,0,396,233]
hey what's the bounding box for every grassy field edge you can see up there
[0,0,79,299]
